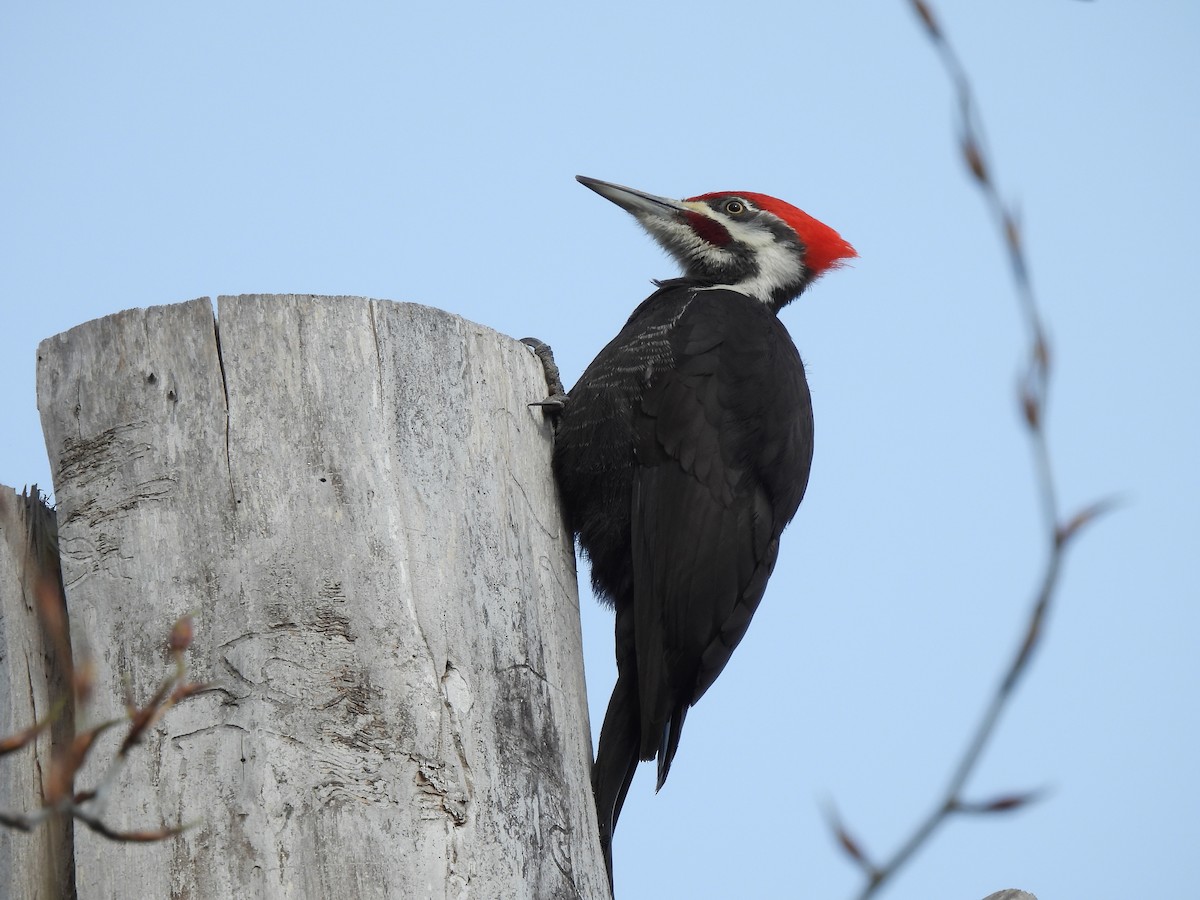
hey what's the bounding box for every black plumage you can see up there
[547,177,853,886]
[555,281,811,865]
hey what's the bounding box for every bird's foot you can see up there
[520,337,568,414]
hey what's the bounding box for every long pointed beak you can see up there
[576,176,689,219]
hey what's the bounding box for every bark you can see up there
[35,295,604,899]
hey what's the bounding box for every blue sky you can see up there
[2,2,1197,898]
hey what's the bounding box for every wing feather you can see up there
[630,290,813,772]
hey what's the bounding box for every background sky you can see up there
[2,2,1197,898]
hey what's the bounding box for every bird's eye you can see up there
[724,200,745,216]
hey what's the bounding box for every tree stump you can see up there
[0,487,75,899]
[34,295,605,899]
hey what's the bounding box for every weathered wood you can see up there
[0,486,75,900]
[37,296,604,899]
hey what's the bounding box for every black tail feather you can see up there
[593,669,640,893]
[654,704,689,792]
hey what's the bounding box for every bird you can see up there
[543,175,855,884]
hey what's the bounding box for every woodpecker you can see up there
[544,175,854,883]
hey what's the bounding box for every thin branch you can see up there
[1,519,202,845]
[833,5,1113,897]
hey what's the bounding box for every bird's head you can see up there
[577,175,855,310]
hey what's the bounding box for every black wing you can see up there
[629,289,813,784]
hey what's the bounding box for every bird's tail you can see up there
[654,703,689,791]
[593,669,640,893]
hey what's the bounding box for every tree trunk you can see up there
[0,487,75,900]
[35,295,605,899]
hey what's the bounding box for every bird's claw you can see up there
[521,337,567,415]
[530,394,567,412]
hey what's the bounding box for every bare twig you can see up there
[831,5,1113,897]
[1,493,202,842]
[2,627,202,839]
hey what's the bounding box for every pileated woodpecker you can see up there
[543,175,854,883]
